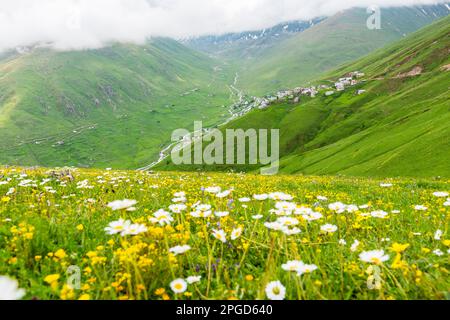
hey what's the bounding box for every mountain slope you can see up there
[183,18,325,60]
[237,5,450,95]
[0,38,235,169]
[158,15,450,178]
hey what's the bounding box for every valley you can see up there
[157,14,450,177]
[0,4,448,177]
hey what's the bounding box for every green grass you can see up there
[0,39,237,169]
[159,15,450,178]
[0,166,449,300]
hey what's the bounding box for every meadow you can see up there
[0,166,449,300]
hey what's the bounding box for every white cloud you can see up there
[0,0,447,52]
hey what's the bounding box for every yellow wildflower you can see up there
[54,249,67,259]
[155,288,166,296]
[390,243,410,254]
[44,274,60,284]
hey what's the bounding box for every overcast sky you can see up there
[0,0,448,52]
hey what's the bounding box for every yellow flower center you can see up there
[174,283,183,290]
[371,257,381,264]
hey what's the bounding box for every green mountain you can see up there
[237,5,450,95]
[0,38,235,169]
[1,5,448,172]
[158,15,450,178]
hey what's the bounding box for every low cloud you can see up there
[0,0,448,52]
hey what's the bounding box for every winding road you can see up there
[137,72,253,171]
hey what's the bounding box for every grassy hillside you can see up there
[0,39,235,169]
[158,15,450,178]
[238,5,450,96]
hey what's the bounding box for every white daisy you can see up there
[328,202,346,213]
[212,229,227,243]
[264,222,285,231]
[380,183,393,188]
[269,192,293,201]
[276,217,299,226]
[214,211,230,217]
[265,281,286,300]
[252,215,263,220]
[301,211,323,222]
[433,249,444,256]
[253,194,269,201]
[149,209,174,226]
[320,224,338,233]
[294,206,313,215]
[346,205,359,213]
[104,219,131,235]
[122,223,147,236]
[170,279,187,294]
[0,276,25,300]
[169,204,187,213]
[370,210,388,219]
[239,197,251,203]
[317,196,328,201]
[282,227,301,235]
[434,229,443,241]
[414,205,428,211]
[174,191,186,198]
[275,201,297,213]
[190,210,212,218]
[297,263,318,276]
[172,197,187,203]
[231,227,243,240]
[282,260,304,272]
[359,250,389,264]
[204,186,221,194]
[107,199,137,211]
[270,208,291,216]
[169,245,191,255]
[186,276,201,284]
[433,191,448,198]
[350,240,360,252]
[194,204,212,211]
[216,190,232,198]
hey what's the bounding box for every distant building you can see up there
[335,82,345,91]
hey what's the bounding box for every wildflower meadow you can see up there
[0,166,449,300]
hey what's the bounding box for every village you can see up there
[249,70,367,110]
